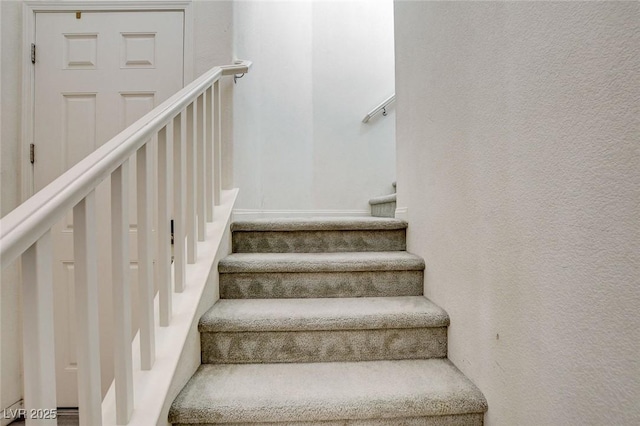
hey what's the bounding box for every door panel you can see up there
[34,10,183,406]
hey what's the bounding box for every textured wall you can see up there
[394,2,640,425]
[233,0,396,212]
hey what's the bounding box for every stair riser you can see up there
[174,413,483,425]
[232,230,406,253]
[220,271,424,299]
[371,201,397,218]
[201,328,447,363]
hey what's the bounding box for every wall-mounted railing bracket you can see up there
[362,94,395,123]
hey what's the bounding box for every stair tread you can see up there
[219,252,425,273]
[200,296,449,332]
[169,359,487,424]
[231,217,407,232]
[369,193,397,205]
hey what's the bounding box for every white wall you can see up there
[1,1,24,419]
[0,0,233,413]
[395,2,640,425]
[233,0,314,211]
[233,0,396,213]
[193,0,235,188]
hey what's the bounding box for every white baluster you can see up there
[157,126,172,326]
[73,192,102,425]
[186,103,197,264]
[213,80,222,203]
[196,94,206,240]
[136,143,155,370]
[112,162,133,425]
[21,230,57,426]
[205,86,215,218]
[173,113,186,292]
[218,80,234,190]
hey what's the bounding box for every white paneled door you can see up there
[33,11,184,406]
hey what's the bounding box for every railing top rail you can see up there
[362,93,395,123]
[0,60,252,269]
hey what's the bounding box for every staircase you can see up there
[169,217,487,425]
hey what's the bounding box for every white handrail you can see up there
[362,93,395,123]
[0,60,251,268]
[0,59,251,426]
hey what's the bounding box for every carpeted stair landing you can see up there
[169,217,487,425]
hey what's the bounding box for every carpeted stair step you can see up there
[369,193,397,218]
[199,296,448,363]
[219,252,425,299]
[231,217,407,253]
[169,359,488,425]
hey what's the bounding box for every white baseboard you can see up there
[232,209,371,221]
[395,207,408,221]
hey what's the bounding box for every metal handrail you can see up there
[362,94,396,123]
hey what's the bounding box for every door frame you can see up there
[21,0,194,201]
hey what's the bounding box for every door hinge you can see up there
[31,43,36,64]
[170,219,175,264]
[30,144,35,164]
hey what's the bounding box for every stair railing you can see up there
[0,60,251,426]
[362,93,396,123]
